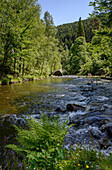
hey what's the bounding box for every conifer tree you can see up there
[77,17,85,38]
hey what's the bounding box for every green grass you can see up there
[56,146,112,170]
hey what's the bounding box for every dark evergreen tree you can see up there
[77,17,85,38]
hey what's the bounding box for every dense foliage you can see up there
[57,0,112,76]
[0,0,63,79]
[1,0,111,78]
[57,18,100,49]
[89,0,112,26]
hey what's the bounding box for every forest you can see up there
[0,0,62,81]
[0,0,112,82]
[0,1,112,169]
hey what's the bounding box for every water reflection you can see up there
[0,77,72,116]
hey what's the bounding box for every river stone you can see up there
[98,68,105,75]
[53,69,63,76]
[66,103,85,112]
[80,85,96,92]
[100,123,112,138]
[55,107,65,113]
[99,137,112,149]
[107,126,112,138]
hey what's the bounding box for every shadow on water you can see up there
[0,76,112,168]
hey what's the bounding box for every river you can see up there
[0,76,112,168]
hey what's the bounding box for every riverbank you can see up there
[0,74,112,86]
[0,75,51,85]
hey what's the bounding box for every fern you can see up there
[7,113,73,169]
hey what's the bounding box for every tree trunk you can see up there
[41,61,44,75]
[14,57,16,75]
[19,57,21,74]
[22,59,25,76]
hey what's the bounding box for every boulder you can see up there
[53,69,63,76]
[98,68,105,75]
[55,107,65,113]
[107,125,112,138]
[99,137,112,149]
[66,103,85,112]
[100,123,112,138]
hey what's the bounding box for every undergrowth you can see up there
[6,113,112,170]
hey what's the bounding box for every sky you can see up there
[38,0,94,26]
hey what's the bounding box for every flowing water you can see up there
[0,76,112,168]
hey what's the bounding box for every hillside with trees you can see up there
[56,18,100,49]
[0,0,112,81]
[57,0,112,76]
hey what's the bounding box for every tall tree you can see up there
[70,36,88,74]
[77,17,85,38]
[44,11,55,37]
[0,0,41,77]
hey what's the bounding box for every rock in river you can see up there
[99,137,112,149]
[66,103,86,112]
[100,123,112,138]
[52,69,63,76]
[55,107,65,113]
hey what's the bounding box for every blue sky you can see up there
[38,0,94,26]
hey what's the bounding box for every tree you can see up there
[88,0,112,76]
[60,45,70,74]
[89,0,112,26]
[0,1,62,78]
[77,17,85,38]
[0,0,41,77]
[70,36,88,74]
[44,11,55,37]
[42,11,61,74]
